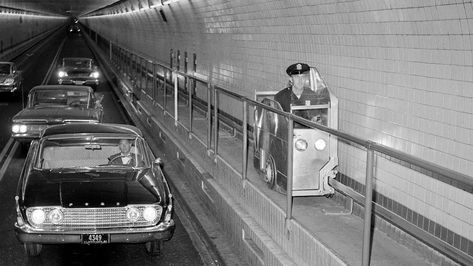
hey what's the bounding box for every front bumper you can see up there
[15,219,175,244]
[11,133,40,142]
[58,78,99,86]
[0,84,18,92]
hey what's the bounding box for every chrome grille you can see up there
[27,124,48,132]
[27,206,162,231]
[68,70,90,76]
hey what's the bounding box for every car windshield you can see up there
[36,136,150,170]
[63,59,91,68]
[0,63,11,74]
[31,89,91,108]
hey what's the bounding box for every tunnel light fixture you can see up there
[150,0,179,8]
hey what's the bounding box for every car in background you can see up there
[11,85,103,142]
[14,123,175,257]
[68,24,81,34]
[57,57,100,90]
[0,61,23,99]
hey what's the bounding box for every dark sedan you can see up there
[14,123,175,257]
[0,61,23,96]
[11,85,103,141]
[57,57,100,89]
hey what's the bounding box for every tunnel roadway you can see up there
[0,29,208,266]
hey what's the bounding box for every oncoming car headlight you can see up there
[30,209,46,225]
[48,208,64,224]
[143,206,158,222]
[315,139,327,151]
[4,78,14,85]
[294,139,308,151]
[58,71,67,78]
[90,71,99,78]
[12,124,27,133]
[126,207,140,222]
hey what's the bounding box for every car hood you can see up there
[23,170,159,208]
[13,107,99,123]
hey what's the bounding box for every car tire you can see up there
[263,156,276,189]
[24,243,42,256]
[144,240,163,256]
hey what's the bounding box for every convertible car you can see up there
[14,123,175,256]
[0,61,23,97]
[11,85,103,142]
[57,57,100,90]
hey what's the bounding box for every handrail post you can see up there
[163,68,168,113]
[152,63,157,102]
[109,40,112,61]
[242,100,248,180]
[174,71,178,125]
[213,86,219,160]
[206,81,212,153]
[286,116,294,224]
[362,147,375,266]
[188,77,193,135]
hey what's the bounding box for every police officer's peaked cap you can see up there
[286,63,310,76]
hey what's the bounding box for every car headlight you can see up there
[12,124,27,133]
[30,209,46,225]
[143,206,158,222]
[315,139,327,151]
[126,207,140,222]
[58,71,68,77]
[4,78,14,85]
[90,71,99,78]
[48,208,64,224]
[294,139,308,151]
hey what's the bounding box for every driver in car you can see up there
[108,139,136,165]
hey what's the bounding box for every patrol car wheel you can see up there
[264,156,276,189]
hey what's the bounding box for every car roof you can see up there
[41,123,142,138]
[30,85,93,92]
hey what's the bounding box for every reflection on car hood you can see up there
[23,170,159,208]
[13,108,98,123]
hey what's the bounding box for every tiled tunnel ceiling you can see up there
[0,0,120,16]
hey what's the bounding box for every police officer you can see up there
[274,63,318,112]
[274,62,328,123]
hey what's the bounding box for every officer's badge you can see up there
[305,100,310,106]
[296,63,302,70]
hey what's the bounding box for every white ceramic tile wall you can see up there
[0,15,63,51]
[84,0,473,243]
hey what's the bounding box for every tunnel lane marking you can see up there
[0,138,14,163]
[0,140,18,182]
[41,38,66,85]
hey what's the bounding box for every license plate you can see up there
[81,234,109,244]
[74,81,85,85]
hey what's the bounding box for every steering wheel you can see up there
[108,155,130,165]
[69,100,82,107]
